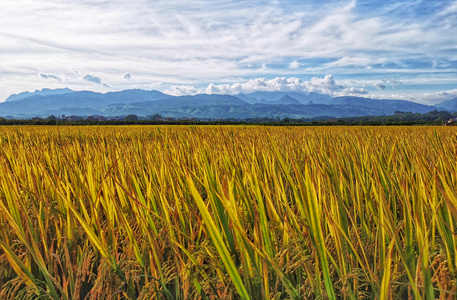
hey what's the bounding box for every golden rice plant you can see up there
[0,125,456,299]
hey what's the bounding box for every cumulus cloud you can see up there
[206,75,347,96]
[165,85,199,96]
[148,82,162,88]
[82,74,103,85]
[374,83,386,90]
[421,89,457,102]
[289,61,300,69]
[199,75,365,97]
[123,72,132,79]
[338,87,369,96]
[39,73,68,82]
[307,75,345,94]
[206,83,238,95]
[205,77,307,95]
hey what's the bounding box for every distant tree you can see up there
[336,119,346,125]
[124,114,139,121]
[47,114,57,120]
[150,113,162,120]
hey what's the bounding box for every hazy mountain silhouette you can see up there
[436,97,457,111]
[0,88,441,119]
[5,88,74,102]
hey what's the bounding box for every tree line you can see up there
[0,110,456,126]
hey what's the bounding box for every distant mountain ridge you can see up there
[0,88,447,119]
[5,88,74,102]
[436,97,457,111]
[269,95,301,105]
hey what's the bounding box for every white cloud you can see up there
[421,89,457,103]
[206,83,237,95]
[338,87,369,96]
[289,61,300,69]
[307,75,344,94]
[205,77,309,95]
[351,87,369,94]
[165,85,199,96]
[148,82,162,88]
[198,75,362,97]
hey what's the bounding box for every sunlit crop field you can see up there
[0,125,456,299]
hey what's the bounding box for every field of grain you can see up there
[0,125,456,299]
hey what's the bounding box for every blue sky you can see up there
[0,0,456,104]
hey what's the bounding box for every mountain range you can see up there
[1,88,454,120]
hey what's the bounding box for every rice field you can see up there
[0,125,456,299]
